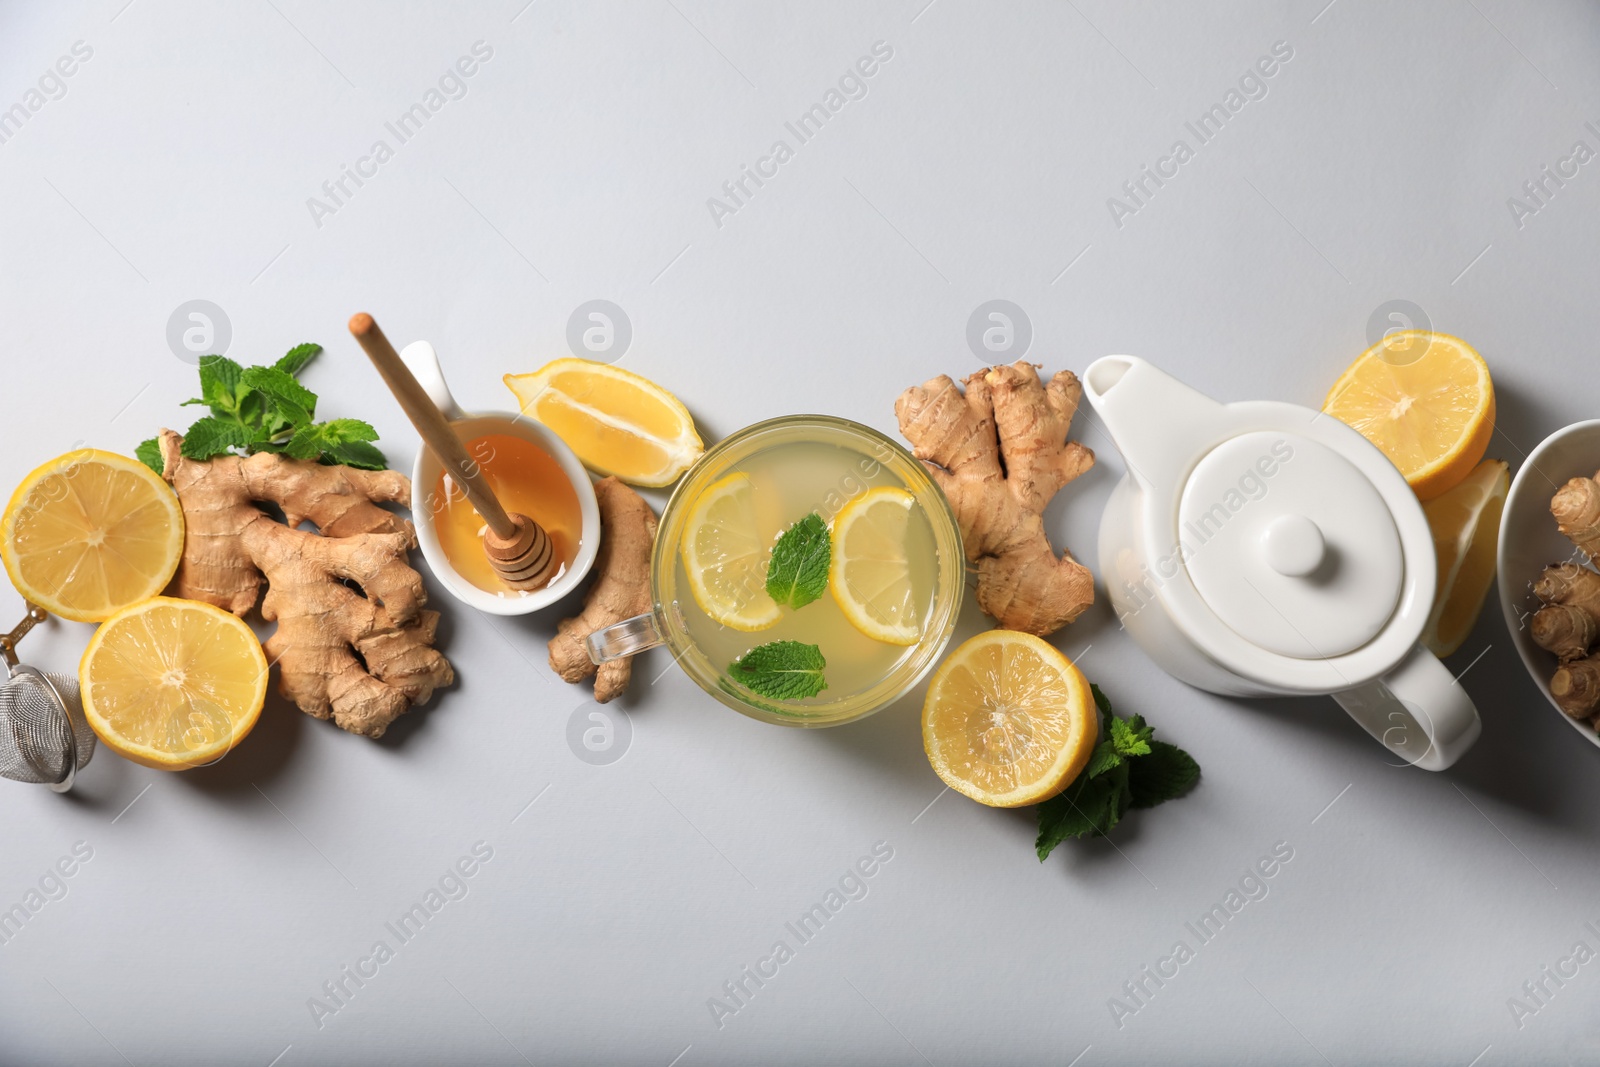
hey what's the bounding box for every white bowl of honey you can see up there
[400,341,599,615]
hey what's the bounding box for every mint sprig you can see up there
[1035,685,1199,859]
[766,512,831,610]
[729,641,827,700]
[138,344,388,473]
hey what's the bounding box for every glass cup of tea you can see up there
[589,415,965,727]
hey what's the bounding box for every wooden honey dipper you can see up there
[349,313,558,591]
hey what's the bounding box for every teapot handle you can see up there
[1331,644,1481,770]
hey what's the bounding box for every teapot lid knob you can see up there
[1177,430,1404,659]
[1262,514,1325,577]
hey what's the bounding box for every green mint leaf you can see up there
[196,355,245,417]
[1034,683,1199,856]
[135,438,164,475]
[240,365,317,427]
[317,418,379,446]
[274,343,321,377]
[1128,740,1201,810]
[1036,766,1126,859]
[179,417,252,460]
[728,641,826,700]
[1082,739,1123,780]
[1110,715,1154,758]
[238,390,272,435]
[326,440,387,470]
[283,424,325,461]
[766,512,831,609]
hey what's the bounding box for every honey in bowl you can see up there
[430,433,582,595]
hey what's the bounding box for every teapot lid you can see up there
[1178,430,1403,658]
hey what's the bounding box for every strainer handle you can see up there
[0,604,48,673]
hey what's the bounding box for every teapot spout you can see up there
[1082,356,1229,491]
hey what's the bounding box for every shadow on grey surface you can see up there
[1488,372,1545,474]
[176,690,304,798]
[1440,626,1600,831]
[55,735,137,814]
[806,686,932,797]
[1214,618,1597,832]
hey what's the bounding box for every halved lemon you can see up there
[681,472,780,631]
[505,359,703,487]
[1,449,184,622]
[830,487,921,646]
[79,596,268,770]
[1421,458,1509,657]
[923,630,1096,808]
[1323,330,1494,500]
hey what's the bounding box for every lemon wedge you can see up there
[505,359,703,487]
[1421,458,1509,656]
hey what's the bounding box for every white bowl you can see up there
[1496,419,1600,748]
[401,341,599,617]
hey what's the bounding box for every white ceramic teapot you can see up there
[1084,356,1481,770]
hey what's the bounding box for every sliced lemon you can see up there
[829,487,921,646]
[1421,458,1509,657]
[79,596,268,770]
[681,472,780,631]
[1323,330,1494,500]
[505,359,703,487]
[923,630,1096,808]
[1,449,184,622]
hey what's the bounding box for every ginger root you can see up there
[1553,473,1600,563]
[549,477,658,702]
[896,361,1095,636]
[1552,655,1600,720]
[1535,561,1600,728]
[1531,603,1597,663]
[1534,561,1600,620]
[160,430,453,737]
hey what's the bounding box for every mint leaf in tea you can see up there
[766,512,831,610]
[729,640,828,700]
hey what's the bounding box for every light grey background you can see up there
[1,1,1597,1064]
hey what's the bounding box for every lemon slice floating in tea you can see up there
[923,630,1097,808]
[79,596,268,770]
[1,449,185,622]
[829,487,922,646]
[682,472,781,632]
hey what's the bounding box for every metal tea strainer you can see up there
[0,604,94,792]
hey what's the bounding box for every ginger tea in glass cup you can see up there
[589,415,964,727]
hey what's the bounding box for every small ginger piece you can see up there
[1553,473,1600,564]
[1531,603,1596,662]
[1552,654,1600,720]
[160,430,452,737]
[896,361,1095,636]
[1535,562,1600,624]
[549,477,658,702]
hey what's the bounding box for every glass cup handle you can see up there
[587,612,666,664]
